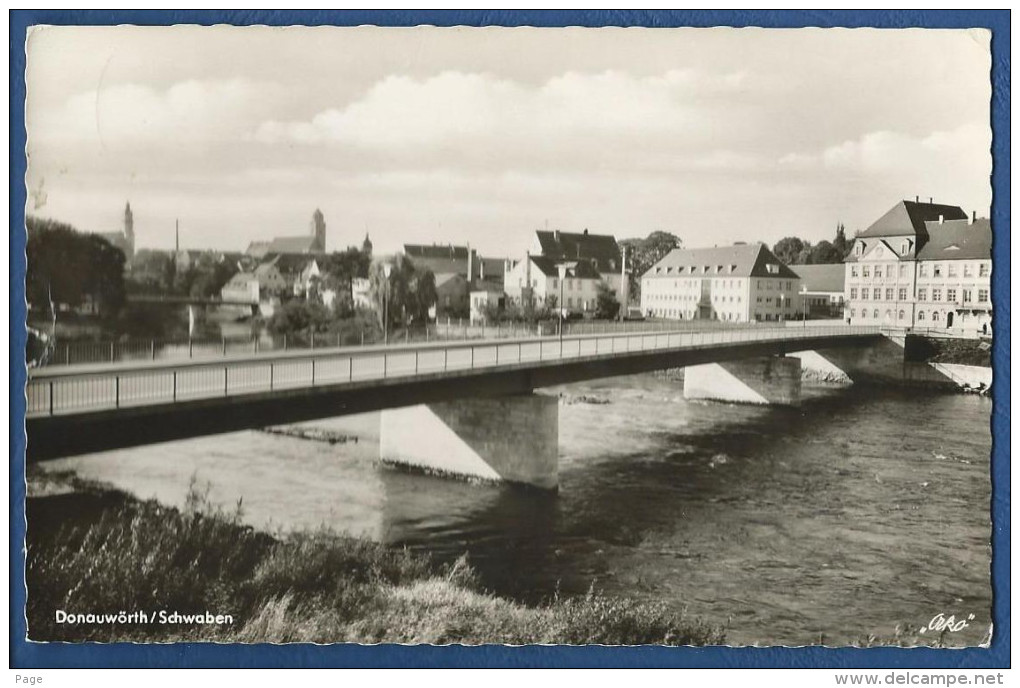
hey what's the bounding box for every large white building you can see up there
[844,199,992,335]
[503,254,604,314]
[641,244,801,322]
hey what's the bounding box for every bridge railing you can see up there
[25,325,880,418]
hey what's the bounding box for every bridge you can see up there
[25,325,885,487]
[126,294,257,307]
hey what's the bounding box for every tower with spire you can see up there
[310,208,326,253]
[123,201,135,257]
[362,232,373,257]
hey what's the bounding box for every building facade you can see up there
[99,201,136,258]
[531,229,625,296]
[844,200,991,335]
[503,254,603,314]
[641,244,801,322]
[792,264,846,319]
[246,209,327,257]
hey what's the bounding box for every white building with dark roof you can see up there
[531,229,624,294]
[504,254,604,314]
[640,243,801,322]
[844,199,991,334]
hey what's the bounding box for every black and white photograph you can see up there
[18,20,997,654]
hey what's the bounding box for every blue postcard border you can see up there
[9,9,1010,669]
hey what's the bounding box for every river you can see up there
[37,373,993,646]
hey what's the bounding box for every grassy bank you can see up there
[26,476,725,645]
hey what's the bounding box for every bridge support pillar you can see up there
[683,356,801,405]
[379,393,559,490]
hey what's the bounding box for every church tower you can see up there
[310,208,326,253]
[123,201,135,257]
[362,232,373,257]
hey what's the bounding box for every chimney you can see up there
[554,229,561,243]
[938,214,944,225]
[479,257,485,280]
[970,211,976,225]
[915,195,919,203]
[929,197,933,204]
[584,228,589,236]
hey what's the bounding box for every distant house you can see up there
[844,199,991,334]
[792,264,846,318]
[262,253,321,297]
[352,277,373,310]
[402,243,504,291]
[220,272,261,305]
[433,273,470,318]
[504,254,603,314]
[470,285,505,324]
[531,229,624,295]
[641,243,801,322]
[246,209,327,258]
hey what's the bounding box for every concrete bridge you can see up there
[25,325,885,488]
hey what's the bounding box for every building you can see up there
[792,264,846,319]
[844,199,991,334]
[352,277,373,310]
[99,202,135,258]
[503,254,604,314]
[531,229,624,295]
[246,209,327,258]
[433,273,470,318]
[470,286,505,324]
[220,272,261,305]
[640,243,801,322]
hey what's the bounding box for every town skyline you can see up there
[25,25,992,257]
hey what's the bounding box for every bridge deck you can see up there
[27,325,880,420]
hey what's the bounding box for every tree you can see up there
[772,237,806,266]
[833,222,851,258]
[368,255,438,329]
[26,216,126,317]
[808,240,843,265]
[595,282,621,319]
[620,230,683,304]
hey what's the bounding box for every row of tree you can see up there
[771,223,853,266]
[27,216,126,317]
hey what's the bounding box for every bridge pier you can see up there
[379,393,559,490]
[683,356,801,405]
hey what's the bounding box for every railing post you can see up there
[284,334,288,351]
[311,359,316,385]
[110,341,115,363]
[151,340,156,360]
[65,345,70,366]
[270,363,274,390]
[115,376,120,408]
[173,371,177,401]
[49,381,54,415]
[471,345,475,369]
[383,353,387,378]
[224,367,229,396]
[223,336,227,356]
[444,347,448,371]
[189,339,194,359]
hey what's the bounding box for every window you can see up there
[918,263,928,277]
[932,289,941,302]
[873,309,879,319]
[787,281,792,290]
[979,263,990,277]
[933,264,942,277]
[850,288,858,299]
[850,308,856,318]
[946,289,957,302]
[962,289,972,303]
[918,311,925,321]
[947,264,957,277]
[898,310,905,320]
[862,266,870,278]
[963,264,973,278]
[851,266,859,277]
[899,263,908,278]
[856,242,864,256]
[861,290,868,300]
[900,240,910,254]
[898,288,907,300]
[885,288,894,300]
[932,311,940,322]
[873,288,881,300]
[978,289,989,303]
[918,289,926,301]
[885,310,891,320]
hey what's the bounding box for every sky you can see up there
[24,25,992,258]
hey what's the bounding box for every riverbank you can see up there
[25,471,725,645]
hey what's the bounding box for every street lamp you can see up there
[383,263,393,345]
[556,262,576,344]
[800,285,807,327]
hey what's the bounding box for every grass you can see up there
[26,477,725,645]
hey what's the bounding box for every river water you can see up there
[38,374,993,646]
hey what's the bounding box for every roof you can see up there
[791,264,845,293]
[404,244,470,260]
[530,255,602,279]
[264,235,320,254]
[535,230,620,272]
[643,244,800,280]
[857,200,967,239]
[263,253,319,275]
[916,218,992,261]
[434,272,467,289]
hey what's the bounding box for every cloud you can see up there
[778,123,990,174]
[30,78,281,151]
[254,69,751,151]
